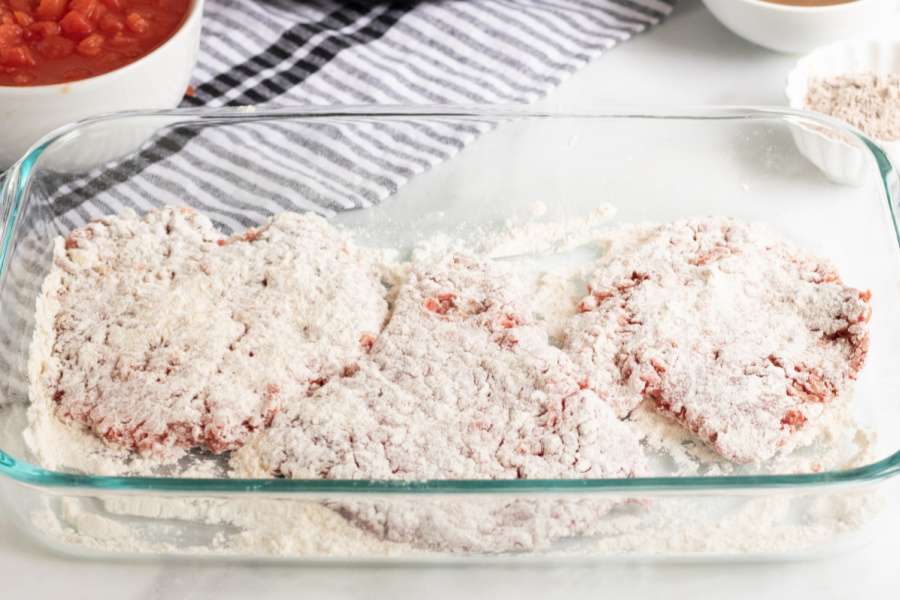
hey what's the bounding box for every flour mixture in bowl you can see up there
[804,72,900,143]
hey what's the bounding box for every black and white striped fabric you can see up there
[50,0,675,229]
[1,0,676,407]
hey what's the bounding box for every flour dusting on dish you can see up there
[23,206,878,555]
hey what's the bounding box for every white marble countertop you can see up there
[1,1,898,597]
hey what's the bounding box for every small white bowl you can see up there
[702,0,899,54]
[0,0,204,169]
[786,39,900,185]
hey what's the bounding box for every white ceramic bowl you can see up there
[702,0,899,54]
[0,0,204,169]
[786,39,900,185]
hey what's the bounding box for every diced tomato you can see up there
[28,19,60,39]
[0,23,23,47]
[9,0,32,12]
[35,0,67,21]
[0,44,35,66]
[59,9,91,38]
[96,46,118,63]
[106,31,132,47]
[75,31,100,55]
[69,0,98,19]
[35,33,72,58]
[13,10,33,27]
[1,0,190,85]
[124,12,147,34]
[97,12,120,33]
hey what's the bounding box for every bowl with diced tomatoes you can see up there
[0,0,202,167]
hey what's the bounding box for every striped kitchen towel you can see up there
[46,0,676,230]
[0,0,676,405]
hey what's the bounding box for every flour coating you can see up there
[35,208,387,459]
[564,218,870,462]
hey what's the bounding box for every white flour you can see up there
[408,204,618,262]
[21,208,881,558]
[805,72,900,141]
[30,486,884,559]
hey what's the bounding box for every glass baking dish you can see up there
[0,107,898,562]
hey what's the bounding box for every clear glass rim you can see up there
[1,105,898,494]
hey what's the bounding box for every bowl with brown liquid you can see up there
[701,0,899,53]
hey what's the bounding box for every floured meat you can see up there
[232,255,645,551]
[234,255,644,481]
[563,218,870,463]
[36,207,387,459]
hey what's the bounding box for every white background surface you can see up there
[1,0,898,597]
